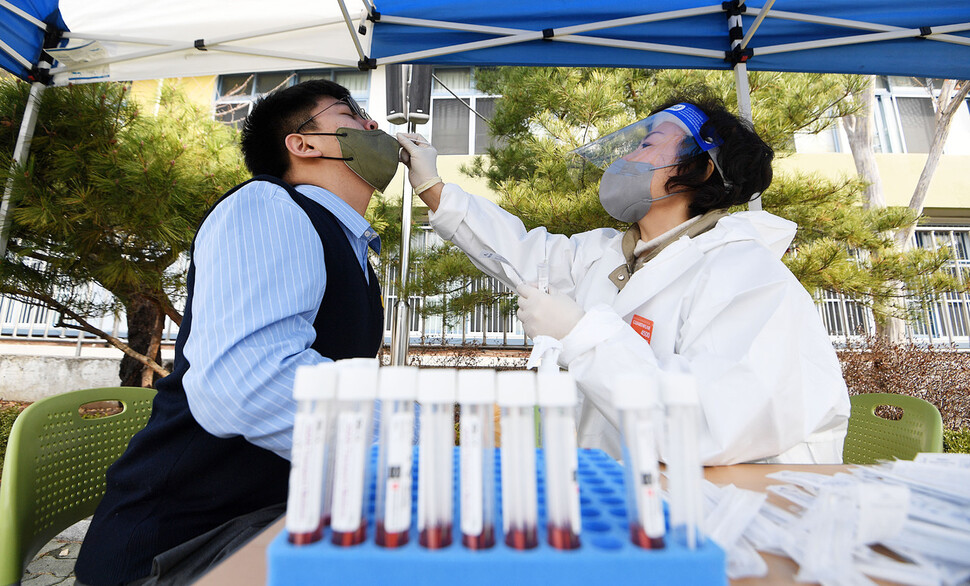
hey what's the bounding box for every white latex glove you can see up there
[396,132,441,194]
[516,284,585,341]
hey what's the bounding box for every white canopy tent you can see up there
[4,0,373,84]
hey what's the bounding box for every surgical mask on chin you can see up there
[331,128,401,192]
[598,159,684,223]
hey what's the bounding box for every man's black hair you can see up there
[240,79,351,178]
[651,89,774,217]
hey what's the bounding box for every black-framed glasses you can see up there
[294,96,370,134]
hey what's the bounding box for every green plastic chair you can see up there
[0,386,156,586]
[843,392,944,465]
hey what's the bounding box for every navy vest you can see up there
[75,177,384,585]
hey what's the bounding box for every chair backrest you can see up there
[0,386,155,586]
[843,392,944,465]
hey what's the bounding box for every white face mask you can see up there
[598,158,688,223]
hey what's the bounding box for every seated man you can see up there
[75,79,399,585]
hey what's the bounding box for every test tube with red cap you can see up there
[497,371,539,550]
[613,375,666,550]
[375,366,418,548]
[329,362,377,546]
[537,371,582,550]
[285,362,337,545]
[417,368,457,549]
[457,369,496,550]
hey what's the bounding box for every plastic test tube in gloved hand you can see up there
[457,369,497,550]
[663,372,705,550]
[285,362,337,545]
[537,371,582,550]
[417,368,457,549]
[613,376,666,550]
[375,366,418,548]
[497,371,539,550]
[329,362,378,546]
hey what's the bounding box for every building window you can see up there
[432,98,471,154]
[214,69,370,128]
[872,94,901,153]
[429,67,499,155]
[896,96,935,153]
[869,76,970,156]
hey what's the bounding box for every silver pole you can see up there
[390,117,417,366]
[1,81,46,260]
[733,63,754,125]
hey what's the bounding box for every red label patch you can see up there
[631,315,654,344]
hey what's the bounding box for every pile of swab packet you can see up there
[701,452,970,585]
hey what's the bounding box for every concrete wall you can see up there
[775,153,970,209]
[0,355,121,401]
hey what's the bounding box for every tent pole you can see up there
[733,64,759,211]
[0,81,45,260]
[734,63,753,124]
[390,65,416,365]
[390,167,414,366]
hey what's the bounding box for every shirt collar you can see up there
[294,184,382,254]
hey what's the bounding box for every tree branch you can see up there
[898,80,970,247]
[8,286,170,378]
[157,293,183,326]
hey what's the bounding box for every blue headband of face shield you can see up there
[662,103,722,152]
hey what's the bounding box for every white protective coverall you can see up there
[429,184,850,466]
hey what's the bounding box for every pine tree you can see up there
[842,76,970,340]
[0,80,248,385]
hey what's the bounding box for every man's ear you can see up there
[284,133,321,159]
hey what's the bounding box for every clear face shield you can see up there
[571,104,725,223]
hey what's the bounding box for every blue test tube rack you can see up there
[268,447,726,585]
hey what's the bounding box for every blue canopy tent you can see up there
[362,0,970,151]
[0,0,66,82]
[2,0,969,360]
[365,0,970,78]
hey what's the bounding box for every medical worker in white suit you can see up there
[397,96,850,466]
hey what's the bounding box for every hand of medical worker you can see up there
[396,133,442,195]
[516,284,585,341]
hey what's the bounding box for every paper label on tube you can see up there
[286,410,327,533]
[460,414,484,535]
[562,418,582,535]
[383,412,414,533]
[635,419,664,537]
[331,412,366,532]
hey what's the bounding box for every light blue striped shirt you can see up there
[182,180,381,461]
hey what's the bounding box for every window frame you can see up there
[427,67,500,156]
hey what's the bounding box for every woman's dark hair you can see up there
[651,90,774,217]
[240,79,350,178]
